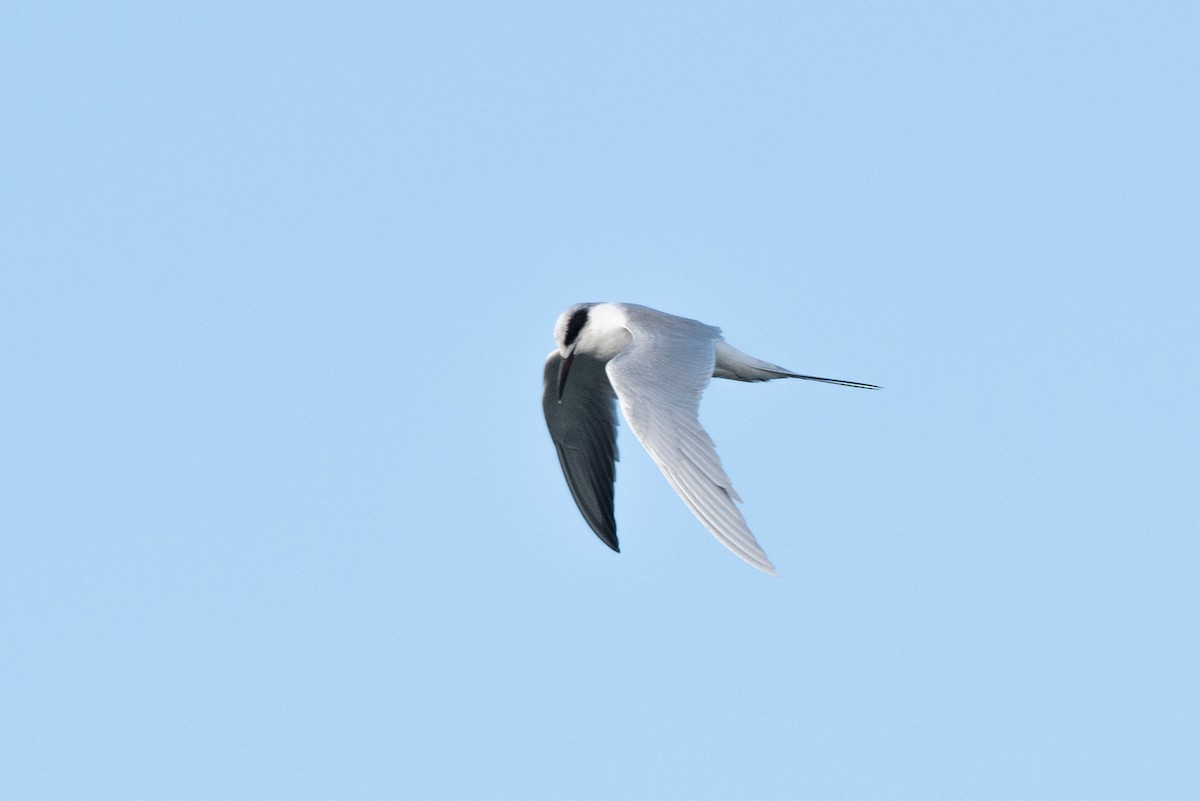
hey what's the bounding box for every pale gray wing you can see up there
[604,311,777,575]
[542,350,620,551]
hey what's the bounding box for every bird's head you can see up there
[551,302,632,401]
[553,303,595,359]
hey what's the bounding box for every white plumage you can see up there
[543,302,877,574]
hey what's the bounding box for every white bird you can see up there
[543,302,878,575]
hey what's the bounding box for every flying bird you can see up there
[542,302,878,574]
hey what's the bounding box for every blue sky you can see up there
[2,2,1196,798]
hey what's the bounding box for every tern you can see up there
[543,302,878,575]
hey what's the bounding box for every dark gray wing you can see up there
[542,350,620,551]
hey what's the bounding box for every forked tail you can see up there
[712,341,880,388]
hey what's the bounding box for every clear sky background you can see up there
[3,2,1197,799]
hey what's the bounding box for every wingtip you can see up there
[741,547,778,576]
[594,531,620,553]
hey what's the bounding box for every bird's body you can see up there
[543,302,877,574]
